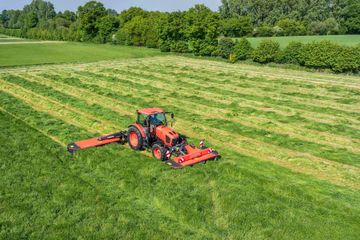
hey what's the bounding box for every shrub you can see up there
[159,40,171,52]
[170,41,190,53]
[233,38,253,60]
[253,24,273,37]
[252,39,280,63]
[218,37,235,59]
[298,41,338,69]
[277,41,303,64]
[276,18,306,36]
[298,41,360,72]
[330,46,360,72]
[309,18,339,35]
[229,53,237,63]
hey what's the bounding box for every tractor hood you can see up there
[155,125,179,147]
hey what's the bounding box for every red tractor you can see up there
[67,108,220,168]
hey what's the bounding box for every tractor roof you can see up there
[137,108,165,115]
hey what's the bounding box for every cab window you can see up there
[138,114,148,126]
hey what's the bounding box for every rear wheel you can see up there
[152,144,165,160]
[127,126,143,150]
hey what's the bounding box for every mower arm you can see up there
[67,131,127,154]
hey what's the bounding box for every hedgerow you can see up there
[252,39,280,63]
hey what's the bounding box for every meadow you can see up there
[0,42,162,67]
[244,34,360,48]
[1,39,360,239]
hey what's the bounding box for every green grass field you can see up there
[243,35,360,48]
[0,41,162,67]
[1,40,360,239]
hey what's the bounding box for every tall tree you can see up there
[77,1,107,41]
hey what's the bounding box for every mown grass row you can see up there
[116,62,360,102]
[91,67,360,139]
[2,90,360,239]
[38,70,357,165]
[94,64,360,130]
[67,69,360,154]
[2,72,360,190]
[103,66,360,119]
[14,72,359,167]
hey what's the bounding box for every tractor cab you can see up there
[136,108,172,127]
[136,108,179,147]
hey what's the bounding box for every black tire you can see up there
[127,126,144,150]
[152,143,165,160]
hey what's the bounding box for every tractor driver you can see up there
[149,113,166,126]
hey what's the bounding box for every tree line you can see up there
[0,0,359,72]
[1,0,359,41]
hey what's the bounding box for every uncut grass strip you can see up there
[0,91,93,143]
[2,74,134,128]
[0,80,117,135]
[0,106,65,146]
[34,73,360,167]
[67,70,360,147]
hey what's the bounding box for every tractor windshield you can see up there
[149,113,167,126]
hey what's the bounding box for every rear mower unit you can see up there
[67,108,220,168]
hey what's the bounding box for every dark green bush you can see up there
[170,41,190,53]
[298,41,360,72]
[233,38,253,60]
[159,40,171,52]
[298,41,335,68]
[253,24,274,37]
[277,41,303,64]
[330,46,360,72]
[252,39,280,63]
[218,37,235,59]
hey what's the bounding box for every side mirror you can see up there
[171,113,174,119]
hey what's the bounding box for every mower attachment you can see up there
[67,131,127,154]
[165,145,220,169]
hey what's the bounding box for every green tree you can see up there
[22,0,56,29]
[119,7,147,25]
[77,1,107,41]
[219,16,252,37]
[252,39,280,63]
[96,15,120,43]
[276,18,306,36]
[233,38,253,60]
[184,4,219,43]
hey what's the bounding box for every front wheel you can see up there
[152,144,165,160]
